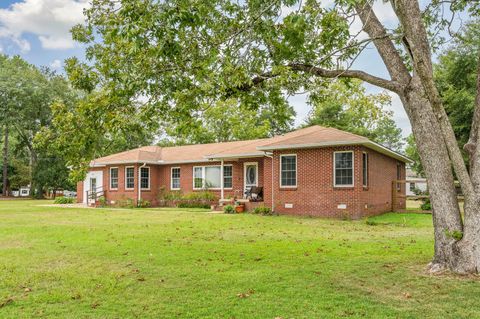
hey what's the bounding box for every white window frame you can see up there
[192,165,233,190]
[171,167,181,190]
[110,167,119,190]
[223,165,233,189]
[279,154,297,188]
[140,166,150,190]
[333,151,354,188]
[125,166,135,190]
[362,152,368,187]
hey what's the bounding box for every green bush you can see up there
[177,202,211,209]
[223,205,235,214]
[252,206,273,216]
[182,191,217,202]
[54,197,75,204]
[118,198,135,208]
[420,199,431,211]
[137,199,151,208]
[97,196,107,207]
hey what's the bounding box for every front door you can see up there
[90,178,97,193]
[244,162,258,196]
[83,170,103,204]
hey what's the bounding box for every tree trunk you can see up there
[400,79,480,273]
[2,124,8,197]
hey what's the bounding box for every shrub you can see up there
[98,196,107,207]
[182,191,217,202]
[420,199,431,211]
[177,202,211,209]
[365,218,378,226]
[223,205,235,214]
[54,196,75,204]
[252,206,273,216]
[137,199,151,208]
[118,198,135,208]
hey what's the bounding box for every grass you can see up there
[0,200,479,318]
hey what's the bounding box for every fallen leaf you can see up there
[0,297,14,308]
[91,302,100,309]
[403,292,412,299]
[24,287,32,292]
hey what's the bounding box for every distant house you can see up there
[77,126,410,218]
[406,169,427,196]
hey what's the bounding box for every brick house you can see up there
[77,125,409,218]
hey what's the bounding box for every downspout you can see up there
[138,163,147,204]
[220,159,224,200]
[264,152,274,213]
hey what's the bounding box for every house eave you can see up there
[204,152,266,160]
[256,140,412,163]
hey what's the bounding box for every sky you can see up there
[0,0,467,138]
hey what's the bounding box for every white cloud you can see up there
[0,0,90,51]
[49,59,62,69]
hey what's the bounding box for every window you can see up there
[223,165,232,188]
[171,167,181,190]
[193,165,233,189]
[194,167,203,189]
[110,167,118,189]
[410,182,416,192]
[334,151,353,187]
[280,155,297,187]
[140,167,150,190]
[125,167,135,189]
[362,153,368,187]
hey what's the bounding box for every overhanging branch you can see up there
[288,63,402,92]
[229,64,401,95]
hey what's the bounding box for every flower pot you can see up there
[235,205,245,213]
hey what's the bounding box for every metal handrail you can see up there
[86,187,104,204]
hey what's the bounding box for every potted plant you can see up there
[234,201,245,213]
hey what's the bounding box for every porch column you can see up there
[220,159,224,200]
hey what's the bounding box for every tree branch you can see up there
[354,2,410,85]
[287,63,402,92]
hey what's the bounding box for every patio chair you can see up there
[245,186,263,202]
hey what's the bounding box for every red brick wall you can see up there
[262,146,405,218]
[359,146,406,215]
[159,158,264,199]
[77,146,405,218]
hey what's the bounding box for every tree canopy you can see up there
[305,79,403,151]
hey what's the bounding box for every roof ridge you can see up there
[260,125,329,146]
[326,126,369,140]
[161,137,269,150]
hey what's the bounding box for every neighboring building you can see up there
[406,168,427,196]
[77,125,410,218]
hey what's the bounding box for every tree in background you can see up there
[161,98,294,144]
[435,22,480,153]
[0,55,81,197]
[305,80,403,151]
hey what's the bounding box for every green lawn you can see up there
[0,200,478,318]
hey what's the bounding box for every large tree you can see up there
[306,79,403,151]
[57,0,480,273]
[0,55,82,196]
